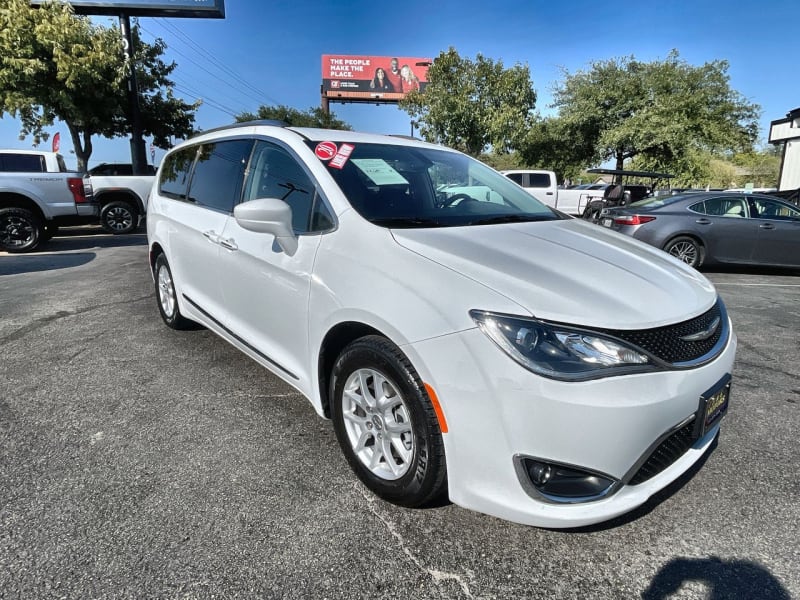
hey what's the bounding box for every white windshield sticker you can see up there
[351,159,409,185]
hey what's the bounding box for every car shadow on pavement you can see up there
[700,264,800,277]
[641,556,791,599]
[0,252,96,276]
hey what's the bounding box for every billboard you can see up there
[30,0,225,18]
[322,55,431,103]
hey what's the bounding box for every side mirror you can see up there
[234,198,298,254]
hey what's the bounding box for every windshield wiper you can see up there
[370,217,443,228]
[468,214,554,226]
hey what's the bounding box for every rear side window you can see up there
[188,139,254,213]
[0,153,46,172]
[527,173,552,188]
[159,147,198,199]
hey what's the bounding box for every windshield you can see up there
[308,141,560,227]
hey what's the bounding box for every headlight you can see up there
[470,310,659,381]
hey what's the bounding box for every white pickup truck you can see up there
[1,150,96,252]
[87,162,155,235]
[1,149,154,240]
[501,169,608,216]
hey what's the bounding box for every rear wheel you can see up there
[664,236,703,268]
[331,336,447,508]
[0,207,44,253]
[154,254,195,329]
[101,200,138,234]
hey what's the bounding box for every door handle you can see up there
[759,223,775,230]
[695,218,711,225]
[202,230,220,243]
[219,237,238,251]
[546,191,554,195]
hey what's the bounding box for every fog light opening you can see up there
[519,457,618,504]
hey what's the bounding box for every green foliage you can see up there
[731,150,780,187]
[400,47,537,157]
[0,0,197,170]
[236,105,351,130]
[524,51,760,181]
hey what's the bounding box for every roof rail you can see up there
[191,119,290,138]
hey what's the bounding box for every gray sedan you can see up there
[600,192,800,268]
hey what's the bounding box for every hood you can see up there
[391,219,717,329]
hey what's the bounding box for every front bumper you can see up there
[406,324,737,528]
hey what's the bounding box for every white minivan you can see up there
[147,122,736,528]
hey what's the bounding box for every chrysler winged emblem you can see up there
[680,317,721,342]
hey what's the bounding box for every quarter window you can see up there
[159,147,197,200]
[189,140,254,213]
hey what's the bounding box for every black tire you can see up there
[663,236,704,268]
[0,207,44,253]
[331,336,447,508]
[41,223,59,241]
[154,254,195,330]
[100,200,139,234]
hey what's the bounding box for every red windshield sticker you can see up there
[315,141,338,161]
[329,143,355,169]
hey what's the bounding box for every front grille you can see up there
[596,299,725,365]
[628,419,696,485]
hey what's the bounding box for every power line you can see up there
[155,18,282,106]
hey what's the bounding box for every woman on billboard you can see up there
[369,68,395,92]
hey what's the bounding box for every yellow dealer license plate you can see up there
[695,376,731,438]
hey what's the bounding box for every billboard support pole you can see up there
[119,13,148,174]
[320,86,330,115]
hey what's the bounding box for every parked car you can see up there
[0,150,96,252]
[148,121,736,528]
[600,192,800,268]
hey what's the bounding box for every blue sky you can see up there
[1,0,796,170]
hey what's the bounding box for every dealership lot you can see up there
[1,230,798,599]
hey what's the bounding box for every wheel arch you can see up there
[317,321,389,418]
[0,193,47,222]
[95,189,144,213]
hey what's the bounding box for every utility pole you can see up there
[119,14,148,174]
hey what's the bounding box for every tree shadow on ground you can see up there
[642,556,791,599]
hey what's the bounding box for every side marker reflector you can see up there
[424,383,448,434]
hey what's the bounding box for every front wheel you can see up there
[331,336,447,508]
[664,236,703,268]
[101,200,139,234]
[0,207,44,253]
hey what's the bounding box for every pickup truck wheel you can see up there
[101,200,138,234]
[0,207,44,253]
[154,254,196,330]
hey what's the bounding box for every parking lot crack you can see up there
[0,294,152,344]
[356,486,475,599]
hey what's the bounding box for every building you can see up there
[769,107,800,192]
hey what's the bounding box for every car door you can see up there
[161,139,253,321]
[691,196,760,263]
[217,140,334,391]
[749,198,800,267]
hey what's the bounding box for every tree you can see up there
[0,0,197,171]
[526,51,760,179]
[236,105,351,130]
[400,47,537,157]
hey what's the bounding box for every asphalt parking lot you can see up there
[1,228,798,599]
